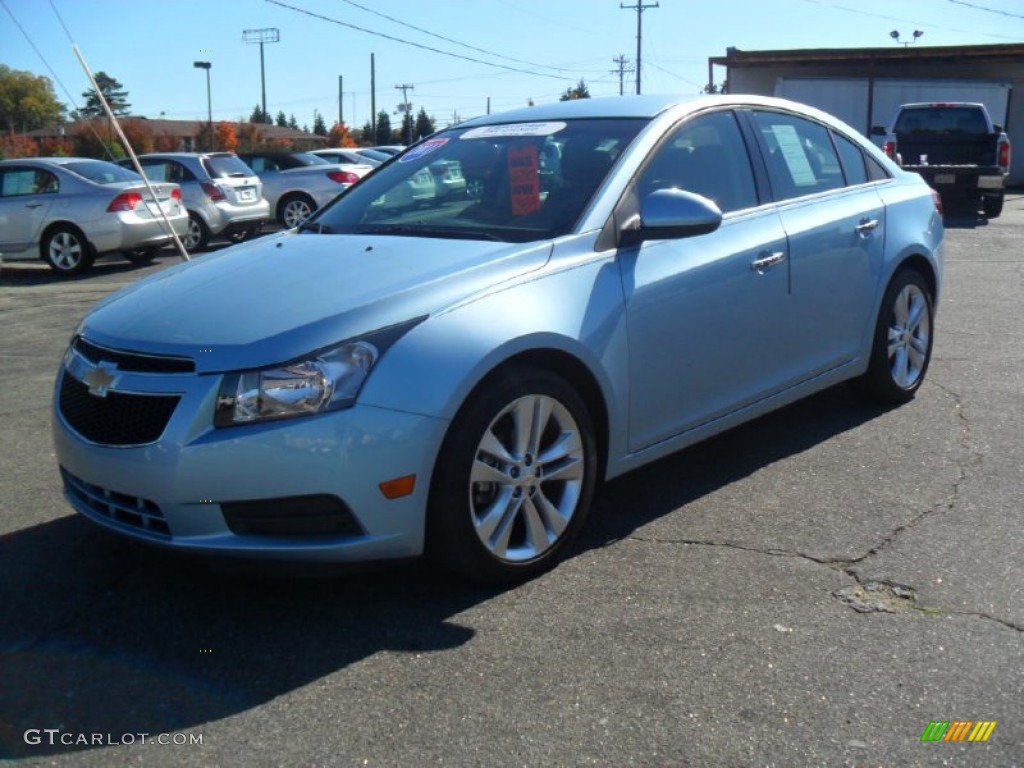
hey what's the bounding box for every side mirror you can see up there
[621,188,723,245]
[870,126,887,137]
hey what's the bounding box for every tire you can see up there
[182,212,209,253]
[41,224,94,276]
[853,268,934,405]
[427,367,598,584]
[982,194,1004,218]
[124,246,159,265]
[279,195,316,228]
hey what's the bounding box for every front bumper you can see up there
[52,359,448,563]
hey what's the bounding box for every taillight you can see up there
[107,192,143,212]
[201,182,225,201]
[327,170,359,184]
[883,141,897,160]
[931,189,943,217]
[998,140,1011,171]
[171,188,182,201]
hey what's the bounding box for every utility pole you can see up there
[242,28,279,120]
[395,83,414,144]
[370,53,376,140]
[620,1,658,95]
[611,54,633,96]
[338,75,343,126]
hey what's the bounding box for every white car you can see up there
[0,157,187,275]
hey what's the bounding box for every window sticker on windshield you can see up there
[770,125,817,186]
[507,141,541,216]
[461,122,566,140]
[399,138,449,163]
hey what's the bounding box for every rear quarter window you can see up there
[63,160,140,184]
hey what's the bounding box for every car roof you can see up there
[0,156,118,167]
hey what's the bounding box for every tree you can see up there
[559,79,591,101]
[359,120,374,145]
[249,104,271,124]
[327,121,357,148]
[414,107,435,140]
[288,114,299,130]
[399,110,415,144]
[0,133,37,160]
[275,110,288,127]
[118,118,154,155]
[0,65,66,133]
[215,121,238,152]
[701,80,728,94]
[78,72,131,118]
[236,121,265,152]
[374,111,392,146]
[312,110,327,136]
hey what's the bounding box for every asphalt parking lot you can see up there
[1,195,1022,766]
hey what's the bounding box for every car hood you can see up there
[80,231,552,373]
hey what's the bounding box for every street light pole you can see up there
[193,61,212,150]
[242,28,280,120]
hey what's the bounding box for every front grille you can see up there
[59,373,179,446]
[222,495,363,537]
[73,336,195,373]
[61,467,170,537]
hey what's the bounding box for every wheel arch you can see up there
[893,252,938,303]
[276,191,316,219]
[38,220,95,261]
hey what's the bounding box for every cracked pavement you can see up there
[2,199,1022,766]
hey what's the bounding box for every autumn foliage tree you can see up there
[215,121,238,151]
[118,118,154,155]
[326,121,356,148]
[0,132,37,159]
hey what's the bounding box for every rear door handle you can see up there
[751,251,785,273]
[25,202,44,209]
[855,218,879,235]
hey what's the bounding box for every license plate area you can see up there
[934,173,956,185]
[238,187,256,202]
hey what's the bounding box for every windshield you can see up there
[307,118,646,243]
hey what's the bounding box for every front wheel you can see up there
[427,367,598,584]
[853,268,934,404]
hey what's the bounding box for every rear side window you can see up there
[752,111,844,200]
[63,160,140,184]
[204,154,256,179]
[139,160,196,183]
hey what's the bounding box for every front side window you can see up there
[309,118,647,243]
[752,111,844,200]
[637,110,758,213]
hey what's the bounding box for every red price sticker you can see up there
[507,142,540,216]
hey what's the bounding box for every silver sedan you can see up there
[0,157,187,275]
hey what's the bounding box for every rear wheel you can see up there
[853,268,934,404]
[182,212,209,253]
[427,367,598,584]
[982,194,1004,218]
[42,225,93,276]
[279,195,316,228]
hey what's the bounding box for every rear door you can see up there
[748,109,885,376]
[0,166,59,255]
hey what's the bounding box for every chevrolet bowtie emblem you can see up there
[82,361,119,397]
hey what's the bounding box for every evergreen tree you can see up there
[399,111,415,144]
[559,79,591,101]
[414,107,435,140]
[275,110,288,127]
[359,120,374,145]
[288,114,299,130]
[249,104,270,124]
[79,72,131,118]
[312,109,327,136]
[374,111,392,146]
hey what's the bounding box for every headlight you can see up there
[214,318,424,427]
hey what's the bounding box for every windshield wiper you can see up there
[355,224,505,241]
[297,221,334,234]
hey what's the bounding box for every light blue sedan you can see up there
[53,95,943,583]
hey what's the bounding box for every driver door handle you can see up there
[856,218,879,235]
[751,251,785,273]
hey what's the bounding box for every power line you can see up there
[945,0,1024,20]
[264,0,569,81]
[335,0,573,72]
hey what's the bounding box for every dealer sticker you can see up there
[399,138,449,162]
[461,122,566,140]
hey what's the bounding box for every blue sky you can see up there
[2,0,1022,131]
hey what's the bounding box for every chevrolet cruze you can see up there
[53,95,943,582]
